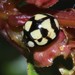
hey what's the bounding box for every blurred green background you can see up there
[0,35,27,75]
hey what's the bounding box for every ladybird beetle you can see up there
[23,13,60,47]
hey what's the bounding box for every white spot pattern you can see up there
[35,38,48,46]
[27,41,35,47]
[35,14,46,20]
[24,21,32,31]
[30,29,42,39]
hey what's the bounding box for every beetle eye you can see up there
[23,13,60,48]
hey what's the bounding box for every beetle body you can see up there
[23,14,60,48]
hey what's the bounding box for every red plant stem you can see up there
[54,9,75,28]
[7,9,75,28]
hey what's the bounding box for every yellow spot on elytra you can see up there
[35,14,46,20]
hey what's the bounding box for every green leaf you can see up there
[27,62,62,75]
[27,63,39,75]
